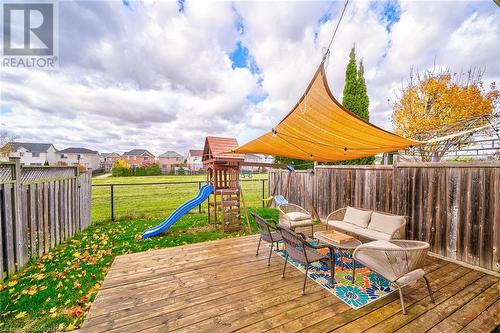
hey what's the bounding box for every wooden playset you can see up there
[202,136,247,232]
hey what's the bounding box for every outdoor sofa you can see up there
[326,206,406,241]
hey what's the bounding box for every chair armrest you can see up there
[326,208,347,223]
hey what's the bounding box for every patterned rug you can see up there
[268,242,397,309]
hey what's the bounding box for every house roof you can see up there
[159,151,183,158]
[101,152,121,158]
[123,149,154,157]
[188,149,203,157]
[10,142,54,153]
[59,147,98,154]
[202,136,244,162]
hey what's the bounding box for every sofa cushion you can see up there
[355,228,393,241]
[368,212,405,236]
[343,206,372,228]
[286,212,311,221]
[327,220,363,234]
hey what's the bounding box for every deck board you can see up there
[80,230,500,333]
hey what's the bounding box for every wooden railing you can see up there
[268,161,500,273]
[0,159,92,282]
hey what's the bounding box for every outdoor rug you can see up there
[267,243,397,309]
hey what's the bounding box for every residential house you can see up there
[122,149,155,168]
[7,142,57,165]
[58,147,100,170]
[242,154,273,172]
[158,151,184,174]
[100,152,121,171]
[186,149,203,173]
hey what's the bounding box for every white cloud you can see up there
[1,0,498,155]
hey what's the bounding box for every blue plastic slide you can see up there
[142,183,214,239]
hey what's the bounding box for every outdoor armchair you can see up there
[277,225,334,295]
[353,240,435,314]
[278,203,314,234]
[252,212,282,266]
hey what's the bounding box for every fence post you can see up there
[261,179,265,208]
[11,158,27,268]
[198,181,202,213]
[110,184,114,222]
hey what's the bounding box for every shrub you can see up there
[134,167,147,176]
[177,166,185,175]
[112,159,131,177]
[146,163,161,176]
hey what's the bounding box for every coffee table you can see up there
[314,230,362,284]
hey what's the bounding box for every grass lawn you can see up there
[0,207,278,331]
[92,173,268,222]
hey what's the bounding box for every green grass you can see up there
[92,173,268,222]
[0,207,278,331]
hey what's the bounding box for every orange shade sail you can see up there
[234,63,422,162]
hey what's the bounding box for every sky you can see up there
[1,0,499,156]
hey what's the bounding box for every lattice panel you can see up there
[0,163,14,182]
[20,167,77,183]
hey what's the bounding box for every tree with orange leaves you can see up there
[392,68,499,161]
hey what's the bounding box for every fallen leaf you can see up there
[14,311,27,319]
[68,305,84,318]
[7,280,18,287]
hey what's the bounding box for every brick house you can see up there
[158,151,184,174]
[122,149,155,168]
[100,152,121,171]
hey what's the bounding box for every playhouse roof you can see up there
[203,136,244,163]
[234,63,422,162]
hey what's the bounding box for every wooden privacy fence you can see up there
[268,162,500,273]
[0,160,92,282]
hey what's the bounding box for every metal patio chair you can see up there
[252,212,282,266]
[277,225,334,295]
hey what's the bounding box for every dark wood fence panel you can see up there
[269,162,500,273]
[0,161,92,283]
[394,163,500,272]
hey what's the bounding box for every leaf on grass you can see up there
[67,323,77,330]
[14,311,27,319]
[7,280,18,287]
[49,307,57,313]
[73,282,82,289]
[68,305,84,318]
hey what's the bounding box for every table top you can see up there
[314,230,362,249]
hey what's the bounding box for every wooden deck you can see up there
[80,230,499,333]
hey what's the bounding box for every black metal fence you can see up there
[91,179,268,222]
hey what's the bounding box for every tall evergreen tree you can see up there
[342,47,358,113]
[330,45,374,165]
[356,58,375,164]
[357,59,369,121]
